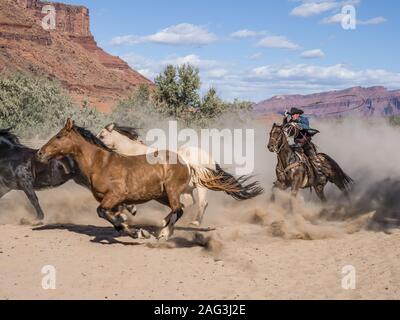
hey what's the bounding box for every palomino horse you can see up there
[97,123,257,226]
[267,123,353,202]
[37,119,263,240]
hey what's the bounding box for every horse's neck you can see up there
[73,138,108,179]
[277,141,293,168]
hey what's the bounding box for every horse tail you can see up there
[189,164,264,200]
[320,153,354,193]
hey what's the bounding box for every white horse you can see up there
[97,123,219,226]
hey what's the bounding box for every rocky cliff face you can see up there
[254,86,400,119]
[0,0,153,111]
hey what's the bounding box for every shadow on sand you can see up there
[33,223,215,248]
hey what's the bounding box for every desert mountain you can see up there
[0,0,153,111]
[254,86,400,119]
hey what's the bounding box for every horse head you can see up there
[268,123,288,153]
[97,123,143,150]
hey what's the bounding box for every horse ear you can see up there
[65,118,74,131]
[106,123,115,132]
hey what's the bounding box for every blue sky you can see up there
[63,0,400,102]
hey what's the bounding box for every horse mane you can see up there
[73,125,114,152]
[0,128,22,147]
[113,124,141,141]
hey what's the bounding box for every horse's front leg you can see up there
[97,196,148,239]
[271,180,286,203]
[290,171,304,198]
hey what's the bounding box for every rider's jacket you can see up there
[294,115,310,130]
[283,115,315,151]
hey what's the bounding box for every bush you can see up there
[0,68,254,139]
[388,115,400,126]
[0,72,111,137]
[0,73,78,137]
[110,84,165,128]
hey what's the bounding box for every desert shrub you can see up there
[152,64,253,128]
[0,72,111,137]
[110,84,165,128]
[0,73,77,138]
[388,115,400,126]
[0,67,254,139]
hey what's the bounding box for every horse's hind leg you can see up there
[158,187,185,240]
[190,186,208,226]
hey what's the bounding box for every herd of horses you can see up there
[0,119,353,241]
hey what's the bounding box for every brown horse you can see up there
[37,119,264,240]
[267,123,353,202]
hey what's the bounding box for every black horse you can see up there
[0,128,89,221]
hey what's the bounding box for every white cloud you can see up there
[321,12,345,24]
[110,35,141,46]
[358,17,387,25]
[207,68,229,79]
[249,64,400,87]
[122,53,157,79]
[257,36,299,50]
[121,51,400,102]
[161,54,218,69]
[122,53,224,80]
[231,29,266,39]
[290,1,339,17]
[249,52,263,60]
[111,23,217,46]
[321,13,387,25]
[301,49,325,59]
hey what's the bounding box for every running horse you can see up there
[267,123,353,202]
[96,123,245,226]
[37,119,264,240]
[0,127,88,221]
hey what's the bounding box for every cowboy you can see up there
[283,107,318,157]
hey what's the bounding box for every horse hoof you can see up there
[158,227,173,241]
[139,229,152,239]
[161,219,168,228]
[20,218,44,227]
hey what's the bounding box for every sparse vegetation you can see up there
[0,66,254,138]
[388,115,400,126]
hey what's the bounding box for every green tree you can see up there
[154,64,201,119]
[177,64,201,110]
[154,65,180,116]
[200,87,225,118]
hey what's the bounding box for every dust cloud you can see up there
[0,118,399,242]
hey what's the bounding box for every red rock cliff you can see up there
[1,0,153,111]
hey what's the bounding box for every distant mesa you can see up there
[254,86,400,119]
[0,0,153,111]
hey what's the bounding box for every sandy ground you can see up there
[0,183,399,300]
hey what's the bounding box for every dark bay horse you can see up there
[267,123,353,202]
[0,128,88,221]
[37,119,264,240]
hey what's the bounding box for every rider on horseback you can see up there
[283,107,319,157]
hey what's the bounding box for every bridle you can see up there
[270,126,288,154]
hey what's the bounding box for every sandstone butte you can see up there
[0,0,154,111]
